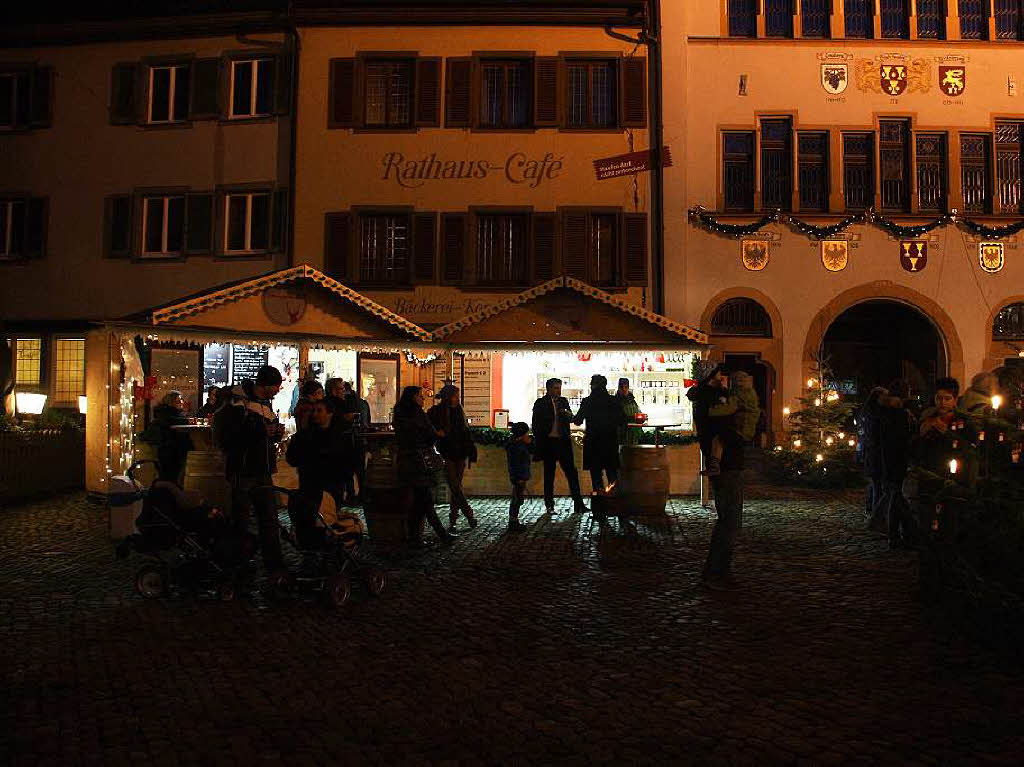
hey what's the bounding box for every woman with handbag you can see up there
[393,386,458,547]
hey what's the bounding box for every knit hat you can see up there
[510,422,530,438]
[255,365,283,387]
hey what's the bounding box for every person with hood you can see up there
[393,386,457,547]
[292,379,324,432]
[573,374,627,493]
[213,365,288,579]
[703,370,760,476]
[427,384,478,533]
[531,377,588,515]
[686,364,730,474]
[614,378,642,446]
[877,379,917,549]
[141,390,193,483]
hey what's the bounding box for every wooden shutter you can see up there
[189,58,221,119]
[324,212,351,279]
[328,58,358,128]
[104,195,132,258]
[560,209,589,280]
[29,66,52,127]
[415,57,441,127]
[531,213,558,283]
[622,213,648,286]
[413,212,438,284]
[441,213,467,284]
[533,57,560,127]
[184,193,213,254]
[273,53,292,116]
[25,198,47,259]
[271,189,288,253]
[620,56,647,128]
[110,62,139,124]
[444,57,473,128]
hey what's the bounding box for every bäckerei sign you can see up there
[381,151,564,189]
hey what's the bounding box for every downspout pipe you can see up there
[284,3,300,268]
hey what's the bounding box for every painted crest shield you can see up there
[938,66,966,97]
[821,240,849,272]
[979,242,1005,273]
[821,64,848,95]
[881,64,908,96]
[741,240,770,271]
[900,241,928,273]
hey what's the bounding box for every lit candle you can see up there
[978,430,986,442]
[848,439,856,447]
[992,394,1003,412]
[825,436,834,446]
[838,432,845,439]
[815,454,824,463]
[793,439,802,448]
[814,398,822,407]
[782,406,791,416]
[806,378,816,388]
[949,458,958,475]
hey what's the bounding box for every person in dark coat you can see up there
[686,364,730,473]
[505,422,532,533]
[859,386,888,533]
[142,391,193,484]
[285,399,346,546]
[427,384,478,532]
[292,379,324,432]
[197,386,224,419]
[393,386,456,547]
[342,381,370,503]
[531,377,587,515]
[324,378,358,504]
[702,416,745,591]
[877,380,917,550]
[573,374,626,493]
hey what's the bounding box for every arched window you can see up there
[710,298,772,337]
[993,302,1024,340]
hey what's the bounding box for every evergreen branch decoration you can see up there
[959,218,1024,239]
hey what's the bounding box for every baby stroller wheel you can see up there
[366,567,389,597]
[323,573,351,609]
[217,582,235,602]
[135,565,168,599]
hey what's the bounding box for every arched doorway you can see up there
[821,300,946,399]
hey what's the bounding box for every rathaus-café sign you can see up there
[381,151,564,189]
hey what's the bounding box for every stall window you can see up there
[147,63,189,123]
[364,60,413,128]
[843,132,874,210]
[996,0,1023,38]
[142,195,185,257]
[959,0,989,39]
[229,58,273,119]
[566,59,616,129]
[917,0,947,39]
[801,0,831,37]
[476,213,529,285]
[880,119,911,212]
[15,338,42,385]
[996,120,1023,214]
[961,133,993,214]
[844,0,874,37]
[480,60,531,129]
[728,0,758,37]
[993,302,1024,340]
[723,131,755,212]
[916,133,947,212]
[54,339,85,405]
[710,299,773,338]
[359,213,411,284]
[761,117,793,211]
[765,0,794,37]
[224,191,271,253]
[798,131,829,212]
[880,0,910,38]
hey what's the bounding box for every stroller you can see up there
[269,486,389,609]
[116,461,254,601]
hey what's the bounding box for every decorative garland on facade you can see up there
[689,205,1024,240]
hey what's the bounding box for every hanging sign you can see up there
[593,146,673,181]
[979,242,1005,273]
[821,240,849,272]
[900,241,928,272]
[741,240,770,271]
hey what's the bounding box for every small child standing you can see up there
[703,371,761,476]
[505,422,532,533]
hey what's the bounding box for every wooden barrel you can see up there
[182,450,231,512]
[617,445,670,515]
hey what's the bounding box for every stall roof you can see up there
[432,277,708,347]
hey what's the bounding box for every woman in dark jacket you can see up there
[142,391,193,483]
[393,386,456,547]
[292,379,324,432]
[427,384,478,532]
[573,374,626,493]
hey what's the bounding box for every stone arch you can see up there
[700,287,784,338]
[984,295,1024,371]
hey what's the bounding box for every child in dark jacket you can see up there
[506,422,532,533]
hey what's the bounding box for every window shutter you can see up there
[25,198,47,259]
[324,212,351,280]
[110,62,138,124]
[444,58,472,128]
[413,212,438,284]
[328,58,358,128]
[441,213,467,284]
[531,213,558,283]
[560,209,589,280]
[622,213,648,286]
[533,57,560,127]
[29,66,53,127]
[271,189,289,253]
[273,53,292,116]
[183,193,213,254]
[415,57,441,127]
[620,56,647,128]
[104,194,132,258]
[189,58,221,119]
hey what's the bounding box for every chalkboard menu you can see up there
[203,343,230,389]
[231,345,269,385]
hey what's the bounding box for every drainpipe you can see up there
[284,3,300,268]
[647,0,665,315]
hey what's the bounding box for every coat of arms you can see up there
[900,241,928,273]
[821,64,848,95]
[821,240,849,272]
[856,57,930,94]
[979,242,1005,273]
[741,240,769,271]
[938,66,966,97]
[881,64,908,96]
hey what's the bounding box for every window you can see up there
[996,0,1022,38]
[843,132,874,210]
[960,134,992,214]
[560,209,641,287]
[844,0,874,37]
[476,213,529,284]
[801,0,831,37]
[0,197,46,259]
[710,299,772,338]
[728,0,758,36]
[993,303,1024,340]
[917,0,947,39]
[15,338,42,386]
[880,0,910,38]
[765,0,794,37]
[229,58,273,119]
[761,118,793,211]
[364,60,413,128]
[147,64,189,123]
[142,196,185,256]
[590,213,618,286]
[0,71,30,129]
[880,119,911,212]
[224,192,271,253]
[959,0,989,39]
[480,60,531,129]
[723,131,755,212]
[54,339,85,405]
[916,133,947,212]
[359,213,411,284]
[566,60,616,129]
[996,121,1023,214]
[798,132,829,212]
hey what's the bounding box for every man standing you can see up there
[531,377,587,514]
[574,374,626,493]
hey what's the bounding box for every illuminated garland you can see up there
[959,218,1024,239]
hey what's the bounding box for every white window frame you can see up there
[223,192,271,254]
[0,199,25,258]
[141,195,185,257]
[228,58,272,119]
[0,71,27,130]
[147,64,187,124]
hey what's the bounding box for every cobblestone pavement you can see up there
[3,492,1023,765]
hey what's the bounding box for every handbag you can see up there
[417,446,445,474]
